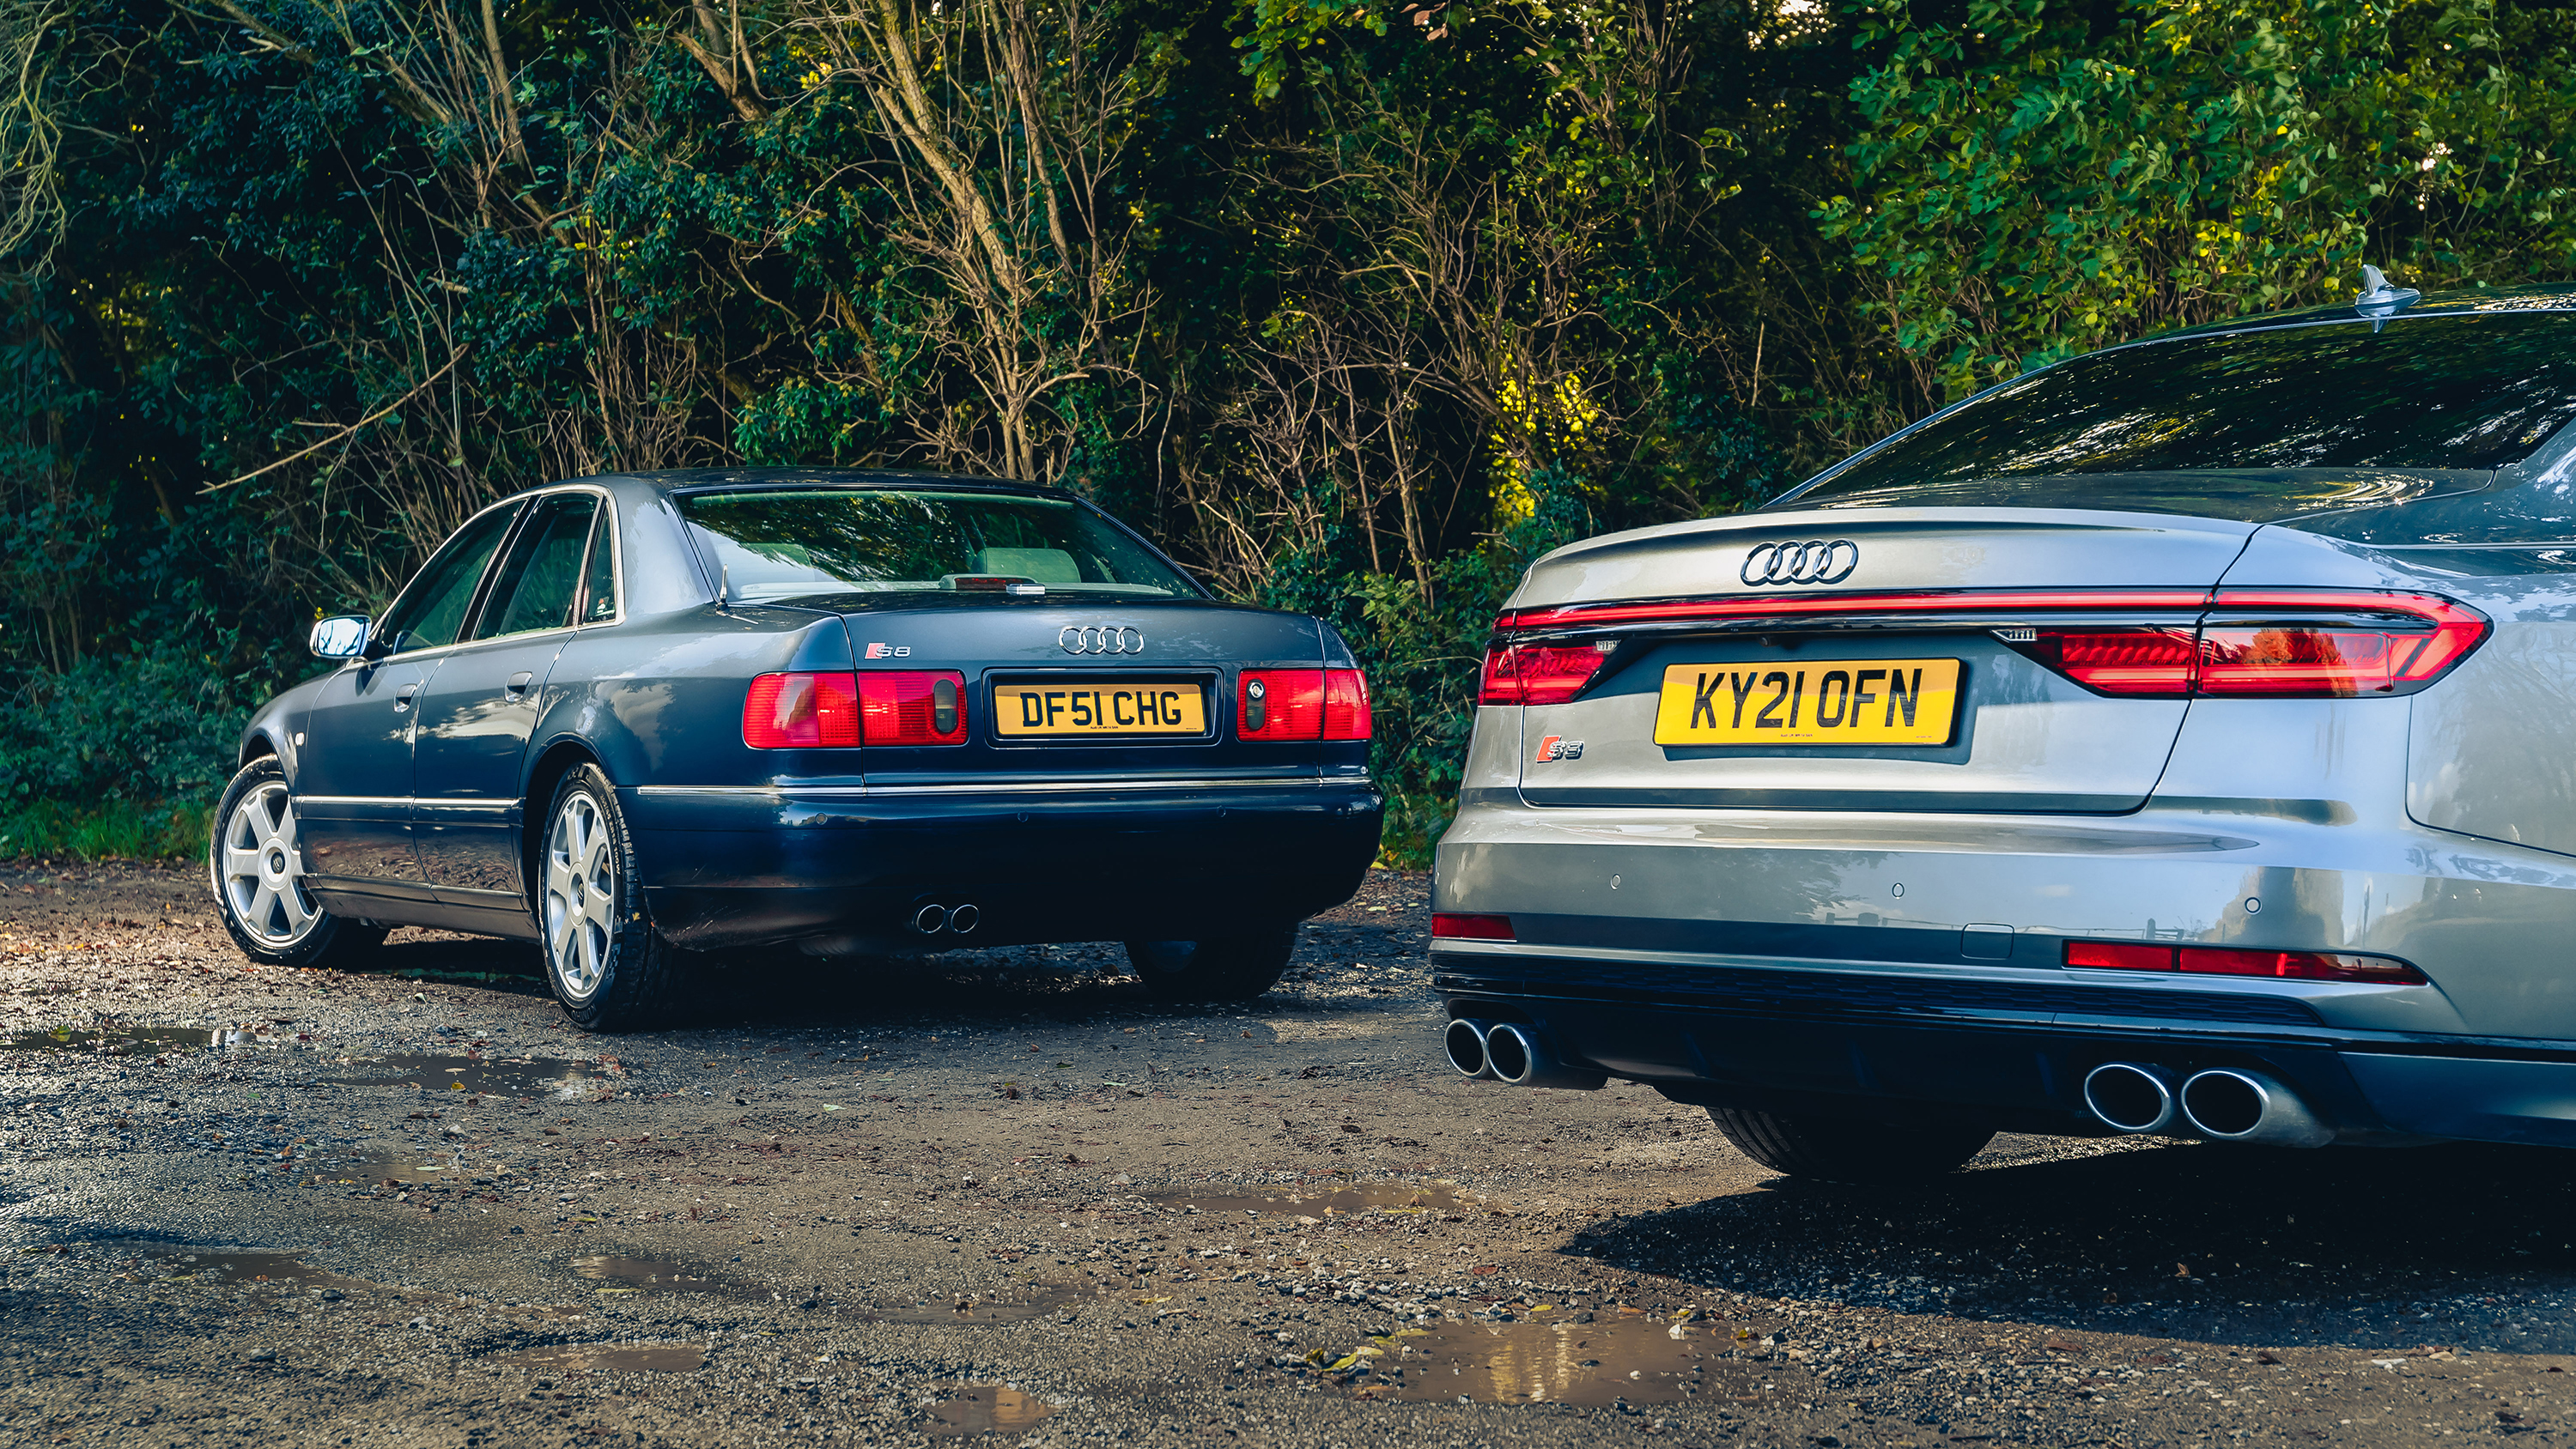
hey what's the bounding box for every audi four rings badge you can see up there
[1741,539,1859,586]
[1059,625,1145,654]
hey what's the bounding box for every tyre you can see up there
[1707,1107,1995,1184]
[208,756,387,969]
[1126,925,1299,1002]
[539,762,696,1031]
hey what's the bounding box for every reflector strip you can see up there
[2063,938,2428,984]
[1431,912,1516,941]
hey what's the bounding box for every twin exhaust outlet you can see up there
[1443,1018,1606,1091]
[911,901,981,936]
[2081,1062,2335,1147]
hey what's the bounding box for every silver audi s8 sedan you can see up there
[1432,280,2576,1179]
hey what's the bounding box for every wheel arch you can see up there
[520,738,604,918]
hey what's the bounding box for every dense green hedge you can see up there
[5,0,2573,862]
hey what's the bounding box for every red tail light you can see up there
[1432,912,1515,941]
[1238,670,1324,740]
[2064,939,2427,984]
[2014,628,2200,697]
[856,671,969,745]
[1239,669,1371,741]
[2192,590,2489,698]
[745,671,965,748]
[743,672,861,748]
[1479,642,1613,706]
[1323,669,1371,740]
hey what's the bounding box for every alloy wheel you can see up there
[218,782,317,945]
[544,791,617,999]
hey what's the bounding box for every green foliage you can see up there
[0,0,2569,866]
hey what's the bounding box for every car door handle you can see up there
[505,671,535,700]
[393,683,419,713]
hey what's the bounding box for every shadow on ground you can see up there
[1571,1135,2576,1350]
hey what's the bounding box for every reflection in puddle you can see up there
[866,1282,1094,1325]
[6,1026,247,1055]
[1323,1315,1750,1406]
[325,1053,608,1100]
[569,1255,744,1299]
[1148,1182,1469,1220]
[496,1342,706,1373]
[927,1385,1055,1434]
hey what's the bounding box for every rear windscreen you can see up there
[677,489,1199,601]
[1785,312,2576,506]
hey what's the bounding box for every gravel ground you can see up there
[6,860,2576,1446]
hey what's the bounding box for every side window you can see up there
[579,508,618,623]
[474,494,599,640]
[377,505,519,655]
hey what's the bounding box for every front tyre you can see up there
[1126,925,1299,1002]
[209,756,386,969]
[540,763,693,1031]
[1707,1107,1995,1184]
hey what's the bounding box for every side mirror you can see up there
[309,615,373,659]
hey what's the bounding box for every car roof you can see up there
[606,466,1067,498]
[2144,283,2576,345]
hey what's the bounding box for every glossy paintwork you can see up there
[241,470,1383,955]
[1436,289,2576,1149]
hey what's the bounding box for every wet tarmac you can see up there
[15,864,2576,1447]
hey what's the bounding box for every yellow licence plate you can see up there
[993,681,1207,737]
[1652,659,1961,746]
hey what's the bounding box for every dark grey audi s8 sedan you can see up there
[210,470,1382,1027]
[1433,280,2576,1179]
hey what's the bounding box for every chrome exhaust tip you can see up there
[1443,1019,1492,1078]
[947,903,981,934]
[2178,1069,2336,1148]
[1480,1022,1607,1091]
[2082,1062,2178,1134]
[911,903,949,935]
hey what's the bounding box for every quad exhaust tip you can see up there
[1439,1018,1607,1090]
[2179,1068,2336,1148]
[1443,1018,1491,1078]
[2081,1061,2336,1147]
[2081,1062,2177,1134]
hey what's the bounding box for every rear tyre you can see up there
[1707,1107,1994,1183]
[208,756,387,970]
[540,763,696,1031]
[1126,925,1299,1002]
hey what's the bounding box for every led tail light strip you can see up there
[1479,588,2488,704]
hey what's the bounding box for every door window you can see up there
[377,505,519,655]
[578,507,618,623]
[473,494,600,640]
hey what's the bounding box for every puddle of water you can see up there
[1321,1315,1754,1406]
[325,1053,608,1100]
[1148,1182,1470,1220]
[5,1026,249,1055]
[569,1255,745,1300]
[927,1385,1055,1434]
[495,1343,706,1373]
[866,1282,1094,1325]
[137,1249,379,1298]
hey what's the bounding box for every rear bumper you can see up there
[1436,947,2576,1148]
[626,777,1383,951]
